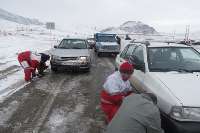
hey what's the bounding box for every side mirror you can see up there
[54,45,58,48]
[129,55,145,72]
[136,62,145,72]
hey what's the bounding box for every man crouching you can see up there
[100,62,134,122]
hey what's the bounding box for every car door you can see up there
[130,45,146,92]
[116,44,137,68]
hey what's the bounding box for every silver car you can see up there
[50,38,91,72]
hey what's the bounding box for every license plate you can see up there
[62,62,74,65]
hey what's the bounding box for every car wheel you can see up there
[85,63,91,72]
[115,66,118,71]
[114,53,119,57]
[51,66,58,72]
[97,52,101,57]
[85,67,90,72]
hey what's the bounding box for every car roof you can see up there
[129,41,190,48]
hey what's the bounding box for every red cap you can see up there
[119,62,134,73]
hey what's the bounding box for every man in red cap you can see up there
[100,62,134,122]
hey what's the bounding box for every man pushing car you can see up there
[100,61,134,122]
[18,51,50,82]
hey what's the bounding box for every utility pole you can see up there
[185,25,190,43]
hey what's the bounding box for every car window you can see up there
[59,40,64,46]
[133,46,144,62]
[123,45,136,59]
[120,45,129,59]
[148,47,200,72]
[180,48,200,60]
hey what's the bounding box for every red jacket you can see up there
[101,90,132,122]
[100,71,133,122]
[18,51,40,71]
[101,90,133,106]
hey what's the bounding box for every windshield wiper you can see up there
[150,68,172,72]
[172,68,193,73]
[190,70,200,72]
[58,47,70,49]
[71,47,82,49]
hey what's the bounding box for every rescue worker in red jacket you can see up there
[18,51,50,81]
[100,62,134,122]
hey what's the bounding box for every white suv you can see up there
[115,41,200,133]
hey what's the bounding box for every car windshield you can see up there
[148,47,200,72]
[97,36,116,42]
[58,39,87,49]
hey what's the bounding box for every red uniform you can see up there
[100,71,133,122]
[18,51,40,81]
[101,62,134,123]
[101,90,132,122]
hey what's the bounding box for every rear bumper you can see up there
[98,50,119,54]
[161,112,200,133]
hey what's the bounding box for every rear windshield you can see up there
[96,36,116,42]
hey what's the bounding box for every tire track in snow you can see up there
[39,74,88,133]
[27,77,67,133]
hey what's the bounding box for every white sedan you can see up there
[115,41,200,133]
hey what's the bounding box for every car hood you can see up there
[51,49,89,57]
[100,42,118,46]
[154,72,200,107]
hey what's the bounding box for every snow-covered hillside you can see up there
[101,21,158,34]
[0,8,42,25]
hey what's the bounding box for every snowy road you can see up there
[0,51,116,133]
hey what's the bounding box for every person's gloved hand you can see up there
[36,73,43,78]
[32,73,36,78]
[44,65,48,70]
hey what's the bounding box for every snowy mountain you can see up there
[0,8,43,25]
[101,21,158,34]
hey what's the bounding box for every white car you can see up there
[115,41,200,133]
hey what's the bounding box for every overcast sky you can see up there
[0,0,200,33]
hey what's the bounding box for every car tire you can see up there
[114,53,119,57]
[51,66,58,72]
[86,63,91,72]
[115,66,118,71]
[97,52,101,57]
[85,67,90,72]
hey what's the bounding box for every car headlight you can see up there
[170,106,200,122]
[79,56,88,63]
[51,55,60,60]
